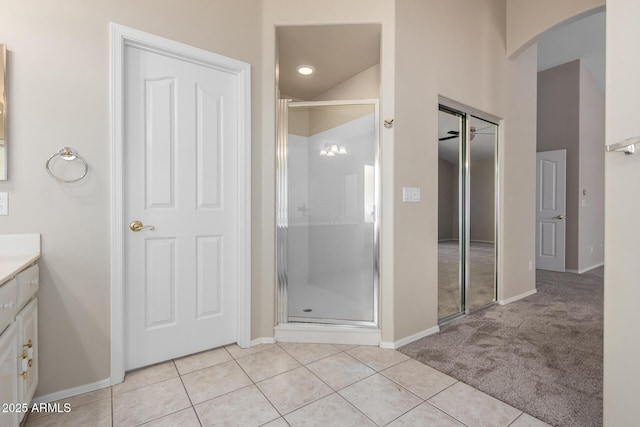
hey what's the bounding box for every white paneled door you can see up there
[536,150,567,272]
[123,44,240,370]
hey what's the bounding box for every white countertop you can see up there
[0,254,41,284]
[0,234,41,284]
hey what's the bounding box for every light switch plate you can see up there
[0,192,7,215]
[402,187,421,203]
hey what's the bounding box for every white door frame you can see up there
[109,23,251,385]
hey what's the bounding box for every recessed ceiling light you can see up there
[297,65,314,75]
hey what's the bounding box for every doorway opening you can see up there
[535,9,605,274]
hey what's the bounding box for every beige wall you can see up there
[314,64,381,101]
[604,0,640,424]
[394,0,537,338]
[0,0,263,397]
[498,41,539,301]
[537,61,581,270]
[506,0,605,57]
[578,62,605,271]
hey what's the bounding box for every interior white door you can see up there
[536,149,567,272]
[124,44,239,370]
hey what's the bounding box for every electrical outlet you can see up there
[0,192,7,215]
[528,261,533,271]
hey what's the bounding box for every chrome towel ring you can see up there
[45,147,88,183]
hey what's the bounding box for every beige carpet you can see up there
[401,267,603,427]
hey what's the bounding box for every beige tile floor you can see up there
[25,343,551,427]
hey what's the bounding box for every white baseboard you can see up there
[566,262,604,274]
[251,337,277,346]
[32,378,111,404]
[275,324,381,346]
[379,326,440,350]
[499,289,537,305]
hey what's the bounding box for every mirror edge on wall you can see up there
[0,44,6,180]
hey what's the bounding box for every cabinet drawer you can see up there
[16,264,39,307]
[0,278,18,333]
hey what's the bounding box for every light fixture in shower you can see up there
[297,65,315,75]
[319,143,347,157]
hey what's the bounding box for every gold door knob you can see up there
[21,371,28,380]
[130,221,155,232]
[553,215,566,220]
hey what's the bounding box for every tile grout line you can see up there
[425,380,516,427]
[123,361,197,427]
[232,350,286,422]
[173,359,203,427]
[378,368,455,402]
[424,401,474,427]
[297,357,421,427]
[255,364,331,418]
[173,346,235,376]
[276,342,344,366]
[506,412,526,427]
[297,363,379,425]
[236,347,303,383]
[344,350,410,373]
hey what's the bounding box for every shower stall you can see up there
[277,99,379,329]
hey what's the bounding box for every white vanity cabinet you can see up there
[17,297,38,409]
[0,234,40,427]
[0,322,20,427]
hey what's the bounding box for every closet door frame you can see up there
[438,97,501,320]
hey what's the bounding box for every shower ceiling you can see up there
[277,24,381,100]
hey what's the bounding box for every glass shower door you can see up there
[285,101,378,325]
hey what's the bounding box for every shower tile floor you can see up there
[25,343,550,427]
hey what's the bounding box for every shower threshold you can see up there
[274,323,381,346]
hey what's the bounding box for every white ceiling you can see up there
[277,24,381,100]
[538,9,605,91]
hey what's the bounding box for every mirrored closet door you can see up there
[437,104,499,322]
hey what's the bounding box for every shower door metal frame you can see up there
[438,97,501,322]
[276,98,381,328]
